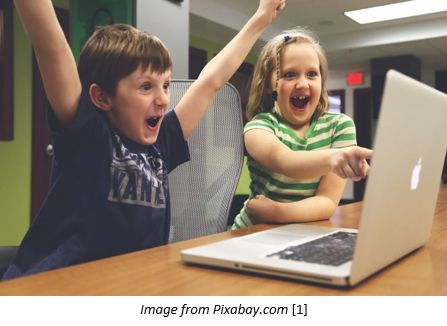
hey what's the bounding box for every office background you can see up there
[0,0,446,245]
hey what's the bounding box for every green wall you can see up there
[0,1,69,245]
[0,10,32,245]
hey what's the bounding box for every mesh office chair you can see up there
[168,80,244,242]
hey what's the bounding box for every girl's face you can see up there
[106,65,171,145]
[274,42,322,134]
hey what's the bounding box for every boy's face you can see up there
[106,65,172,145]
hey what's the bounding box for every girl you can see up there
[232,28,372,229]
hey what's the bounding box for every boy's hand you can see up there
[330,146,373,181]
[256,0,286,23]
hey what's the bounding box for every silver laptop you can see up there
[181,70,447,287]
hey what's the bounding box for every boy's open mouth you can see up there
[146,116,161,128]
[290,95,310,109]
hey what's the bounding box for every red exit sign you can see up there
[347,72,364,85]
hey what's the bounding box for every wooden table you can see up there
[1,185,446,296]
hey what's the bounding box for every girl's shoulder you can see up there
[250,112,277,122]
[249,112,293,127]
[316,112,354,126]
[245,112,278,129]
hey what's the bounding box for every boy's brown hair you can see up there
[78,24,173,96]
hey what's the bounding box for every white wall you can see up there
[136,0,189,78]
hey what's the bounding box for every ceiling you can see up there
[190,0,447,72]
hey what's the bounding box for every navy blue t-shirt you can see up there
[3,90,190,280]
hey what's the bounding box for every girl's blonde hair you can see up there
[246,27,329,121]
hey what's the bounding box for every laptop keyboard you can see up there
[266,231,357,266]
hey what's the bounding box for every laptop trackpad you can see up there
[239,225,336,246]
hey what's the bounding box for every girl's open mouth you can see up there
[290,95,310,109]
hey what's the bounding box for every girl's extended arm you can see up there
[174,0,286,139]
[247,173,346,224]
[14,0,81,127]
[245,129,372,181]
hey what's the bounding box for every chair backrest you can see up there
[0,246,18,279]
[167,80,244,242]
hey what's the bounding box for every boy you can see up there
[3,0,286,279]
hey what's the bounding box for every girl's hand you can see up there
[246,195,279,224]
[330,146,373,181]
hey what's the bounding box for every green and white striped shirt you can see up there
[231,111,357,230]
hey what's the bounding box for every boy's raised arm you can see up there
[174,0,286,140]
[14,0,81,127]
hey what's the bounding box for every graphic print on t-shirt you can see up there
[108,134,166,208]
